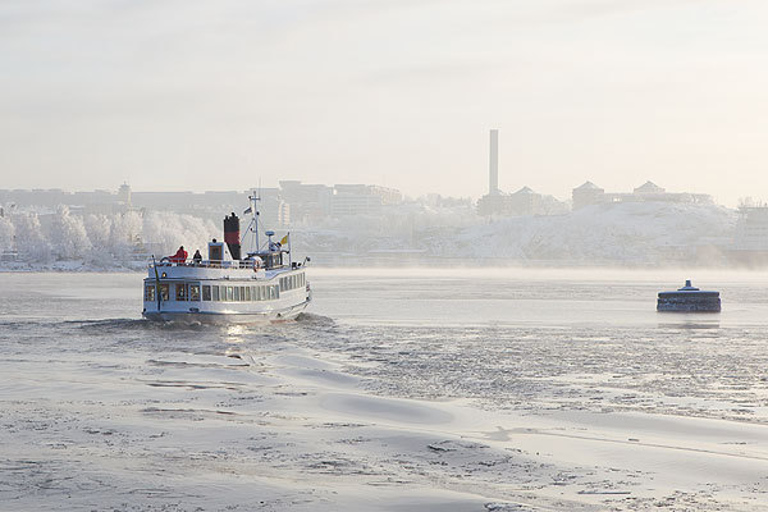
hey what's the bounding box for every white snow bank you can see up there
[442,202,737,265]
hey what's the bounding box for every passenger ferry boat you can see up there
[142,194,311,323]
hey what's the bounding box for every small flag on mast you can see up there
[280,233,289,245]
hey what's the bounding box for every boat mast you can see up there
[245,191,262,254]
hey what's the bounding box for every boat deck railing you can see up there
[150,259,287,271]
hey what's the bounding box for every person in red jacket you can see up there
[170,246,187,264]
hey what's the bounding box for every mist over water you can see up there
[2,269,768,510]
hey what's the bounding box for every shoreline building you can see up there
[572,181,713,210]
[279,180,402,221]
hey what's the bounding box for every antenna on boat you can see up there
[245,190,262,254]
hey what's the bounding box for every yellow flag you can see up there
[280,234,289,245]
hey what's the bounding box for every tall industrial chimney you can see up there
[489,129,499,195]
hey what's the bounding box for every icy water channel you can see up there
[2,268,768,511]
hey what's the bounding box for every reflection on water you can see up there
[657,320,721,329]
[225,324,247,343]
[657,313,721,330]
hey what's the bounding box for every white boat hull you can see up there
[142,298,310,325]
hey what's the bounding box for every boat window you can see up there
[256,286,262,301]
[176,283,187,301]
[212,286,220,301]
[159,284,169,301]
[234,287,240,302]
[244,286,250,301]
[227,286,234,302]
[202,285,211,301]
[144,284,156,302]
[190,284,200,301]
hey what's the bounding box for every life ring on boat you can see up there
[252,257,262,272]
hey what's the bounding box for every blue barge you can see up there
[657,280,721,313]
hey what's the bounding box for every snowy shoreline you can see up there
[0,201,748,271]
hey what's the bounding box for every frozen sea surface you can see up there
[2,269,768,511]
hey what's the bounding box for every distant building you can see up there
[330,184,403,217]
[277,181,403,220]
[279,180,333,222]
[117,182,132,208]
[254,188,290,228]
[633,181,666,196]
[572,181,606,210]
[478,186,567,216]
[571,181,713,209]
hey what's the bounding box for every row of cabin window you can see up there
[144,283,280,302]
[279,273,306,292]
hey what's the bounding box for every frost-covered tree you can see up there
[110,210,143,258]
[142,211,217,256]
[83,213,111,249]
[0,216,14,250]
[13,213,51,262]
[49,205,91,260]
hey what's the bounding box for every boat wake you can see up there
[70,318,209,332]
[64,314,335,336]
[294,312,335,326]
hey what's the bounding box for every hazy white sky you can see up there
[1,0,767,205]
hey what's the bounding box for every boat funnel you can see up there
[224,212,241,260]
